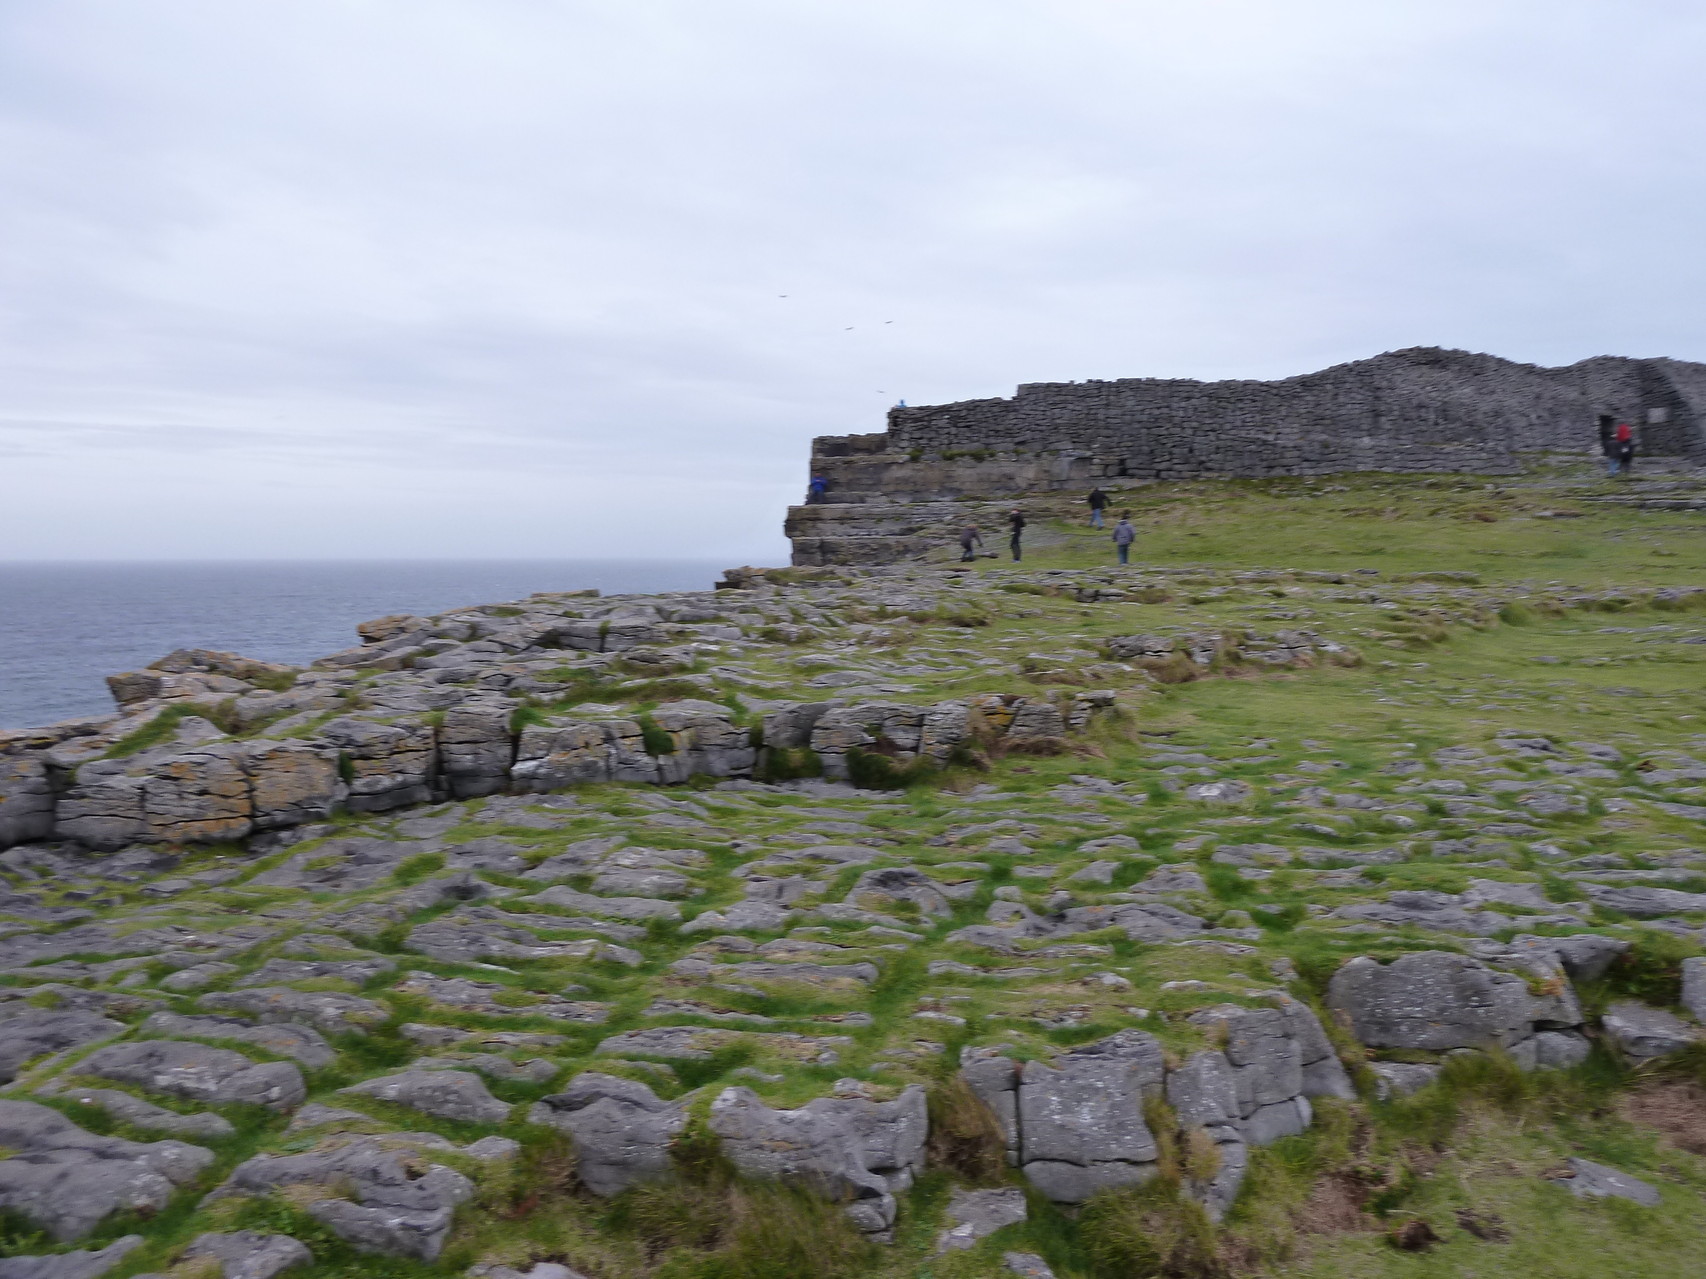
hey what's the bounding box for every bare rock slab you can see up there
[0,1100,213,1242]
[182,1230,312,1279]
[0,1235,143,1279]
[341,1069,511,1125]
[76,1040,305,1112]
[1562,1157,1661,1207]
[935,1186,1027,1252]
[1602,1001,1695,1062]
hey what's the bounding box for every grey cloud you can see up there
[0,0,1703,559]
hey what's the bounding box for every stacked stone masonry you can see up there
[789,346,1706,564]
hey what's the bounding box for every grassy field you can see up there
[7,461,1706,1278]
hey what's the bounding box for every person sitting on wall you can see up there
[1087,486,1109,528]
[1008,509,1026,561]
[1112,512,1136,565]
[958,524,983,562]
[808,474,828,503]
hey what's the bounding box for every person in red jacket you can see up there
[1615,422,1635,476]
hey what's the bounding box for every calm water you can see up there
[0,560,726,729]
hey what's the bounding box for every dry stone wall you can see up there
[790,346,1706,564]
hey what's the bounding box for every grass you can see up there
[18,462,1706,1278]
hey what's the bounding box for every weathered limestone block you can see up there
[41,1083,235,1140]
[357,615,432,645]
[1013,1030,1165,1204]
[528,1073,687,1197]
[0,1234,144,1279]
[1326,952,1542,1051]
[319,718,437,812]
[0,1100,214,1242]
[512,721,614,790]
[217,1135,473,1260]
[709,1084,926,1237]
[760,701,837,750]
[76,1040,306,1112]
[180,1230,312,1279]
[934,1187,1028,1253]
[142,743,254,843]
[0,750,55,847]
[340,1069,510,1124]
[244,741,341,829]
[918,699,973,762]
[1004,700,1067,743]
[1602,1001,1695,1062]
[438,701,515,798]
[647,702,755,780]
[0,1008,124,1082]
[52,762,150,852]
[199,987,388,1037]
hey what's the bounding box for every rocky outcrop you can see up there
[961,1004,1349,1216]
[3,688,1109,854]
[708,1083,927,1239]
[1326,950,1589,1065]
[216,1135,475,1260]
[528,1073,687,1197]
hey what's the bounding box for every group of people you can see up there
[956,487,1137,564]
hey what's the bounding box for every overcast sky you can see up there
[2,0,1703,562]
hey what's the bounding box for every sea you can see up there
[0,559,729,730]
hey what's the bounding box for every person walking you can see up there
[957,524,983,562]
[1598,415,1617,476]
[1087,486,1109,528]
[1007,509,1026,561]
[1615,421,1635,476]
[1112,512,1136,565]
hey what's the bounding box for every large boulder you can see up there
[528,1073,687,1197]
[961,1030,1166,1205]
[1326,952,1540,1050]
[709,1084,927,1238]
[0,1100,213,1242]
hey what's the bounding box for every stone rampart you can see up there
[789,346,1706,563]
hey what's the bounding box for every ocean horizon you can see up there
[0,558,735,730]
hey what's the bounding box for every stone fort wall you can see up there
[788,346,1706,564]
[811,347,1706,499]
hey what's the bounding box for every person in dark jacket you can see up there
[1112,513,1136,565]
[958,525,983,562]
[1007,509,1026,561]
[1087,487,1109,528]
[808,474,828,502]
[1598,414,1616,476]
